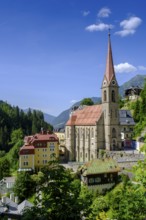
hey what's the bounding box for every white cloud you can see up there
[115,29,135,37]
[98,7,111,18]
[115,16,142,37]
[138,66,146,71]
[114,62,137,73]
[120,16,142,29]
[85,23,114,32]
[82,10,90,17]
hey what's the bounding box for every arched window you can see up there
[104,90,107,102]
[112,128,116,138]
[112,90,115,102]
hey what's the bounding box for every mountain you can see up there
[43,113,56,124]
[50,97,101,130]
[44,75,146,130]
[119,74,146,97]
[23,108,56,125]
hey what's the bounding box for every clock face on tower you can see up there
[103,80,107,86]
[112,80,116,85]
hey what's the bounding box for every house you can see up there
[55,131,66,161]
[120,110,135,148]
[0,177,16,195]
[65,33,135,162]
[0,196,33,219]
[19,131,59,172]
[125,86,142,100]
[79,158,120,192]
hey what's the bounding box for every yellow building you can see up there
[55,132,65,147]
[19,132,59,171]
[55,131,66,161]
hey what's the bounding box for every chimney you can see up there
[41,127,44,134]
[15,196,18,204]
[10,193,15,201]
[2,196,6,204]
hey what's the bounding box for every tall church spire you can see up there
[104,31,115,82]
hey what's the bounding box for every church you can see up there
[65,34,135,162]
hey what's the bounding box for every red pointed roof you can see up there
[104,32,115,82]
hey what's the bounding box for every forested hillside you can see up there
[0,100,53,152]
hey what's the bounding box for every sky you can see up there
[0,0,146,116]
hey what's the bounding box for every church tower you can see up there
[101,32,121,150]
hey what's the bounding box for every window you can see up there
[43,160,47,164]
[23,161,28,166]
[89,178,94,184]
[104,90,107,102]
[23,155,28,159]
[112,90,115,102]
[50,145,55,151]
[112,128,116,138]
[95,177,101,183]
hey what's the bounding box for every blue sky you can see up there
[0,0,146,116]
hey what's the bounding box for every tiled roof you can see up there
[81,158,120,176]
[19,145,35,155]
[66,105,102,126]
[30,133,59,143]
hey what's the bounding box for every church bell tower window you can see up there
[112,90,115,102]
[104,90,107,102]
[112,128,116,138]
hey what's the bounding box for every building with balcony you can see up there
[79,158,120,192]
[19,131,59,172]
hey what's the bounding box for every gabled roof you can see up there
[29,133,59,143]
[66,105,102,126]
[0,197,18,214]
[18,199,33,213]
[119,110,135,125]
[0,197,33,216]
[81,158,120,176]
